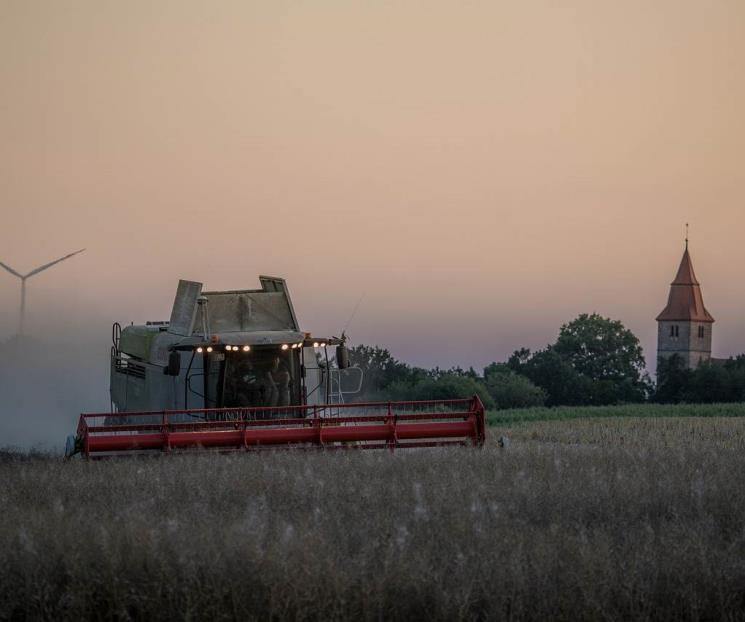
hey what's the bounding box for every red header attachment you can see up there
[73,397,486,458]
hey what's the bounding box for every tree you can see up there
[484,362,512,377]
[483,365,546,409]
[553,313,646,383]
[347,345,415,399]
[384,373,495,409]
[515,348,593,406]
[506,314,649,405]
[687,362,732,403]
[507,348,532,372]
[656,355,745,404]
[347,345,485,403]
[724,356,745,402]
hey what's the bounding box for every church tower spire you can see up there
[656,239,714,369]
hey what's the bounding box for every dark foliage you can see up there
[483,364,546,409]
[656,355,745,404]
[347,346,539,410]
[347,344,426,399]
[349,311,745,409]
[508,314,650,406]
[385,373,495,409]
[554,313,646,383]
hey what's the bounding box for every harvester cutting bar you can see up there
[74,397,486,458]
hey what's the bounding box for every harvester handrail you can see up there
[82,411,476,433]
[80,397,477,420]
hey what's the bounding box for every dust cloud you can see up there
[0,332,109,451]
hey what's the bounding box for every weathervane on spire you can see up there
[685,223,689,250]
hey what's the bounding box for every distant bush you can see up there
[347,344,421,399]
[384,373,494,409]
[482,365,546,409]
[347,344,493,406]
[656,355,745,404]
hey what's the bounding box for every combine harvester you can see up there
[66,277,486,458]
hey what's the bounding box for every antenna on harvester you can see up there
[342,292,366,336]
[0,248,86,336]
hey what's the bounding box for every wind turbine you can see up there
[0,248,86,336]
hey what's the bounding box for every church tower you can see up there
[656,242,714,369]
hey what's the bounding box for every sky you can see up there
[1,0,744,383]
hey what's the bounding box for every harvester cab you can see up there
[66,277,486,458]
[108,276,356,414]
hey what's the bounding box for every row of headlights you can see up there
[196,345,251,354]
[195,342,328,354]
[282,341,328,350]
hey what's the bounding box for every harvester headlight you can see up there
[320,342,327,347]
[281,344,289,350]
[297,342,303,348]
[206,346,213,353]
[291,343,297,349]
[196,347,203,353]
[242,345,250,352]
[313,342,319,348]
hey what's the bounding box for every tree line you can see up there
[347,313,745,409]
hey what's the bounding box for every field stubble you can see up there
[3,417,745,620]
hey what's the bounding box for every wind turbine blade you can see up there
[24,248,86,279]
[0,261,23,279]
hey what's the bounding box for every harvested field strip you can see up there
[497,415,745,449]
[487,401,745,426]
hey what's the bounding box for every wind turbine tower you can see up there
[0,249,86,336]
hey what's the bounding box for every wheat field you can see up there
[3,415,745,620]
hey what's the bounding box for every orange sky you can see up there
[1,0,744,370]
